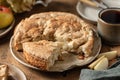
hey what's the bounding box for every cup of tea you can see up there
[97,8,120,45]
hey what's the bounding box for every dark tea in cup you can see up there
[101,10,120,24]
[97,8,120,45]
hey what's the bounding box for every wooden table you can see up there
[0,0,120,80]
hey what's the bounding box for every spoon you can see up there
[80,0,108,9]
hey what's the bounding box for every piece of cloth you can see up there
[80,60,120,80]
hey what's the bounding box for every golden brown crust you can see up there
[13,12,95,69]
[24,51,47,70]
[22,40,61,70]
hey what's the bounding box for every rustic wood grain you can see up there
[0,0,120,80]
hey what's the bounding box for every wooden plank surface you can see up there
[0,0,120,80]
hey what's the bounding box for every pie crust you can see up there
[13,12,94,70]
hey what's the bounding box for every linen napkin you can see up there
[80,60,120,80]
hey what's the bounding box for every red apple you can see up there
[0,6,14,29]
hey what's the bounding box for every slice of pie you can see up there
[0,65,8,80]
[22,40,62,70]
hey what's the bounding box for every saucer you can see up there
[76,0,120,23]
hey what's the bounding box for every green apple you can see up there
[0,6,14,29]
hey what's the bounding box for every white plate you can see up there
[76,0,120,23]
[0,62,27,80]
[0,20,15,38]
[10,29,101,72]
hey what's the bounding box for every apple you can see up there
[98,51,117,60]
[88,55,105,69]
[94,57,108,70]
[0,6,14,29]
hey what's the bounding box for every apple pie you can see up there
[0,65,8,80]
[13,12,94,70]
